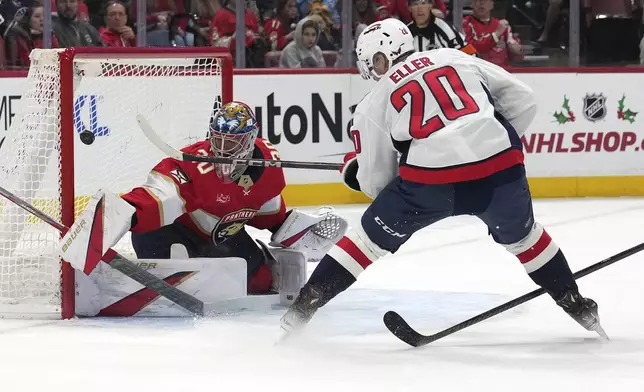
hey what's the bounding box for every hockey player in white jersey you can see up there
[280,18,606,339]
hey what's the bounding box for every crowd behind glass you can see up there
[0,0,641,69]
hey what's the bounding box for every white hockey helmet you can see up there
[356,18,415,80]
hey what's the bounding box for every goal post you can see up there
[0,47,233,319]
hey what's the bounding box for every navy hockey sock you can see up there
[300,254,357,308]
[527,250,579,298]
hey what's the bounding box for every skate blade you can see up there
[274,327,300,346]
[593,323,609,340]
[275,329,291,346]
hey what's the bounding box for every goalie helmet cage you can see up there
[0,47,233,319]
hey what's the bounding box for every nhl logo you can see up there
[583,94,607,122]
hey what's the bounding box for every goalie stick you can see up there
[384,240,644,347]
[0,184,205,316]
[136,114,343,171]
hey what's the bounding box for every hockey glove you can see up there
[270,207,348,263]
[340,152,361,192]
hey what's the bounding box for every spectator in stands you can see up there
[376,0,446,23]
[279,16,325,68]
[53,0,101,47]
[129,0,191,46]
[297,0,339,25]
[246,0,263,25]
[0,0,36,37]
[334,22,366,67]
[463,0,523,67]
[585,0,640,65]
[265,0,297,51]
[5,4,59,67]
[0,35,4,69]
[50,0,89,22]
[536,0,596,47]
[354,0,382,27]
[255,0,275,22]
[187,0,220,46]
[99,1,135,47]
[375,3,391,20]
[536,0,565,46]
[308,0,340,50]
[407,0,476,54]
[210,0,267,67]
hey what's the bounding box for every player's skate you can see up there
[277,284,323,343]
[555,290,608,339]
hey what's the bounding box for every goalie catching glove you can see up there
[270,207,348,263]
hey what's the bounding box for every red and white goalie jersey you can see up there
[122,138,287,242]
[350,48,536,198]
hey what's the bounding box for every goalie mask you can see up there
[208,101,259,183]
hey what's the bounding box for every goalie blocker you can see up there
[59,190,347,316]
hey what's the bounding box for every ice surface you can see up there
[1,198,644,392]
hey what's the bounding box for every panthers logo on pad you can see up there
[211,208,257,245]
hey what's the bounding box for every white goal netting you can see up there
[0,49,228,318]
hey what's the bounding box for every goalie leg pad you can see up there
[266,247,307,306]
[270,207,348,263]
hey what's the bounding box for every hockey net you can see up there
[0,48,232,318]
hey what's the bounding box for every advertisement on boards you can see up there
[234,74,366,184]
[518,73,644,178]
[0,78,25,153]
[1,71,644,188]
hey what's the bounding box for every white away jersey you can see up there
[351,48,537,199]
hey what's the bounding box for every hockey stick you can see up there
[383,241,644,347]
[0,185,205,316]
[136,114,343,171]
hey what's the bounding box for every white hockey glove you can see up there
[270,207,348,263]
[59,189,135,274]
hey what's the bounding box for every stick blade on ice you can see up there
[383,311,426,347]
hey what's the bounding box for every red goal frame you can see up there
[56,47,233,318]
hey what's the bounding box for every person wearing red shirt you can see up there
[210,0,260,48]
[129,0,193,46]
[376,0,446,23]
[463,0,522,67]
[210,0,268,65]
[264,0,297,51]
[99,1,136,47]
